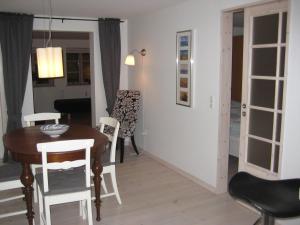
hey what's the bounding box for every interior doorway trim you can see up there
[216,11,233,194]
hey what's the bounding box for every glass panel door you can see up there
[239,1,288,178]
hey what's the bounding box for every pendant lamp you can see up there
[37,0,64,78]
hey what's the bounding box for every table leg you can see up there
[20,163,34,225]
[92,156,103,221]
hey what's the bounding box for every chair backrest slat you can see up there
[46,160,86,170]
[37,139,94,193]
[24,113,61,127]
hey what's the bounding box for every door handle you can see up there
[242,104,246,109]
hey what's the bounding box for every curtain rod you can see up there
[34,16,124,23]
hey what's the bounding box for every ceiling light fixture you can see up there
[36,0,64,78]
[125,49,146,66]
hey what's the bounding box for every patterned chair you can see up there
[111,90,141,163]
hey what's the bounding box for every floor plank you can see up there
[0,147,258,225]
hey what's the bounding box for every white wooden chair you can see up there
[23,113,61,127]
[0,163,26,219]
[36,139,94,225]
[93,117,121,204]
[23,112,61,203]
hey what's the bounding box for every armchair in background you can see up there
[111,90,141,163]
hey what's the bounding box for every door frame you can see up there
[217,0,287,193]
[216,10,234,194]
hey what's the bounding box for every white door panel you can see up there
[239,1,288,179]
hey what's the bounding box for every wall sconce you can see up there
[125,49,146,66]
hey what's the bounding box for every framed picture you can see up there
[176,30,192,107]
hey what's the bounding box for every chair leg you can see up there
[38,186,43,225]
[130,136,139,155]
[45,200,52,225]
[86,196,93,225]
[3,147,9,162]
[101,174,108,194]
[79,201,83,217]
[80,200,87,220]
[120,138,124,163]
[111,167,122,205]
[262,213,275,225]
[116,138,120,150]
[31,165,38,203]
[253,216,261,225]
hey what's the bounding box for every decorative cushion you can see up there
[36,168,90,196]
[0,162,22,182]
[110,90,141,138]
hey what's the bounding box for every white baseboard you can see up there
[143,150,217,194]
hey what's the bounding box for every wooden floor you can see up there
[0,148,258,225]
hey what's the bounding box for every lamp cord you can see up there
[46,0,53,47]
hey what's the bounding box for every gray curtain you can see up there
[0,12,33,161]
[98,18,121,115]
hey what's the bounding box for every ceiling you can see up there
[1,0,190,19]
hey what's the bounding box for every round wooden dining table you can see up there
[3,124,108,225]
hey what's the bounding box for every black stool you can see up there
[229,172,300,225]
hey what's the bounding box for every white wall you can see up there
[279,2,300,219]
[281,0,300,180]
[127,0,300,192]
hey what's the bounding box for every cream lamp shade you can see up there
[124,54,135,66]
[36,47,64,78]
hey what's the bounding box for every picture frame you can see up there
[176,30,192,107]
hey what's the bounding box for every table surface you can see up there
[4,124,108,164]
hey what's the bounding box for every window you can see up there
[66,50,90,85]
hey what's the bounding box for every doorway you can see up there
[31,31,92,125]
[218,0,288,193]
[228,11,244,182]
